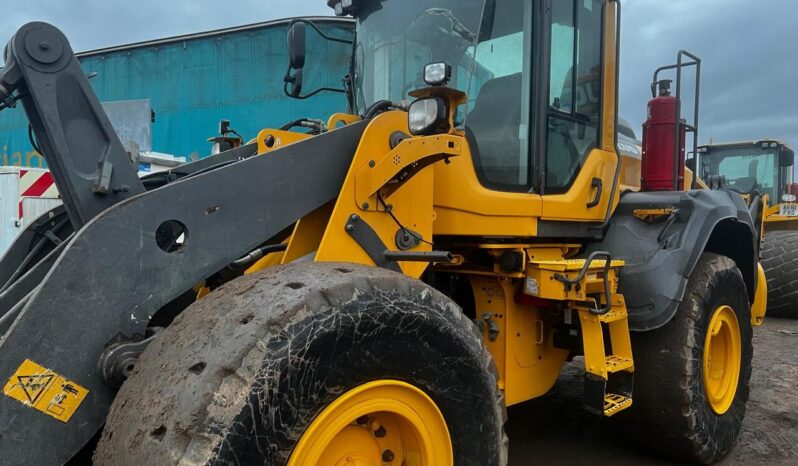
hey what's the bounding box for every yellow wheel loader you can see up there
[698,140,798,317]
[0,1,767,465]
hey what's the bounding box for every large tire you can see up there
[761,229,798,317]
[622,253,753,464]
[93,262,507,466]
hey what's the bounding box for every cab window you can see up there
[546,0,603,192]
[465,0,532,190]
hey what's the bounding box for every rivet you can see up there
[39,41,50,50]
[368,159,375,167]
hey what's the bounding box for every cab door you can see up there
[538,0,619,226]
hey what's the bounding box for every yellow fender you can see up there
[751,262,767,326]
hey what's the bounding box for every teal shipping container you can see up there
[0,17,354,168]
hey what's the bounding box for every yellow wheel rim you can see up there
[703,305,742,415]
[287,380,453,466]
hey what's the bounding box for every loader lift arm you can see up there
[0,22,145,228]
[0,22,367,465]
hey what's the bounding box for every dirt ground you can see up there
[506,317,798,465]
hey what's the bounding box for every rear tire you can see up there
[622,253,753,464]
[93,262,507,466]
[761,229,798,317]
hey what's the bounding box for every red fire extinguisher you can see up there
[641,80,686,191]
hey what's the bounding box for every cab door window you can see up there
[546,0,603,192]
[464,0,532,191]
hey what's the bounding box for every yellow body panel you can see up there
[600,2,618,154]
[751,263,767,326]
[282,203,335,264]
[244,247,287,275]
[470,276,569,406]
[317,111,449,278]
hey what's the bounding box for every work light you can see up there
[424,62,452,86]
[408,97,448,136]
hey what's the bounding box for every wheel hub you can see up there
[703,305,742,415]
[288,380,453,466]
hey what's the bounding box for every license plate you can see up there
[779,203,798,217]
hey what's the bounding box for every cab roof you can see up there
[698,139,794,153]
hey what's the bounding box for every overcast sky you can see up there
[1,0,795,145]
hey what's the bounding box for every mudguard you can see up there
[591,189,758,331]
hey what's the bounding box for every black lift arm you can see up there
[0,22,145,228]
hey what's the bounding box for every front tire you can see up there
[94,262,507,466]
[622,253,753,464]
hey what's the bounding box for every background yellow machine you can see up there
[698,139,798,317]
[0,1,766,465]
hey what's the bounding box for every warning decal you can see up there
[3,359,89,423]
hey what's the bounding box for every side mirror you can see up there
[780,147,794,167]
[282,19,352,100]
[288,22,306,70]
[288,68,303,97]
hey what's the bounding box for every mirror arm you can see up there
[288,19,354,45]
[285,85,346,101]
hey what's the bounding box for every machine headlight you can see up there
[424,62,452,87]
[408,97,448,136]
[782,194,797,202]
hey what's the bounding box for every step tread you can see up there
[604,393,633,417]
[530,258,625,271]
[597,307,627,323]
[605,355,634,373]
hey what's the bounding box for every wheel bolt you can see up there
[373,425,387,438]
[382,449,395,462]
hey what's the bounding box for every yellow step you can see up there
[605,355,633,373]
[597,307,627,323]
[604,393,633,417]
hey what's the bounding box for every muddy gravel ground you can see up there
[506,317,798,465]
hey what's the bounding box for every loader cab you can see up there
[698,140,795,202]
[326,0,618,204]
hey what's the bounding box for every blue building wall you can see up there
[0,17,353,168]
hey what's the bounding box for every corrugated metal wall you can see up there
[0,17,353,168]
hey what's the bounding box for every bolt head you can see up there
[382,449,395,462]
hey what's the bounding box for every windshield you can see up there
[353,0,487,114]
[702,149,779,198]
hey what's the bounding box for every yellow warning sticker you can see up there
[3,359,88,423]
